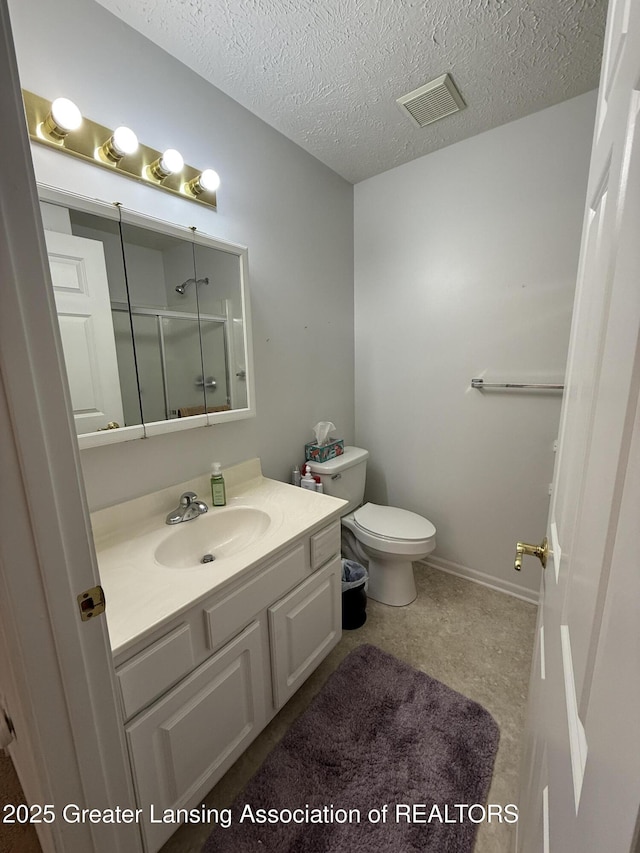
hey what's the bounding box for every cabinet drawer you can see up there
[116,623,194,720]
[310,521,341,570]
[205,544,306,652]
[269,555,342,709]
[127,621,267,853]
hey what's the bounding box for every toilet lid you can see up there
[354,503,436,541]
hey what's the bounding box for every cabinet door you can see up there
[126,621,267,852]
[269,556,341,709]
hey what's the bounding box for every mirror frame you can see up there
[38,184,256,450]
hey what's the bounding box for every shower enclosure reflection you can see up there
[118,218,234,424]
[40,187,253,448]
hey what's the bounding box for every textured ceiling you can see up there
[95,0,607,183]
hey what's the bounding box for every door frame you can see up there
[0,3,141,851]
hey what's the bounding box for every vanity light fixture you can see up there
[97,125,139,164]
[38,97,82,143]
[147,148,185,181]
[22,90,219,210]
[185,168,221,197]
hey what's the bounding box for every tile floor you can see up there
[160,564,538,853]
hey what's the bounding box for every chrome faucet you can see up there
[165,491,209,525]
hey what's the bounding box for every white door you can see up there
[517,1,640,850]
[0,4,141,851]
[45,229,124,434]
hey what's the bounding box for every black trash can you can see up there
[341,559,368,630]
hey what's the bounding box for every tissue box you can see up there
[305,439,344,463]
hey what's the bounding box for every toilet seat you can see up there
[353,503,436,542]
[341,502,437,605]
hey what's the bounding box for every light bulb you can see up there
[148,148,184,181]
[198,169,220,192]
[159,148,184,175]
[98,125,139,164]
[50,98,82,132]
[40,97,82,142]
[111,126,138,156]
[185,168,220,197]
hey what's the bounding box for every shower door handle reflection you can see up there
[195,375,217,389]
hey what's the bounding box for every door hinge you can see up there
[77,585,106,621]
[1,705,16,750]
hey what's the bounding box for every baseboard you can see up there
[420,554,540,606]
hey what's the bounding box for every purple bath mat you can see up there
[202,644,500,853]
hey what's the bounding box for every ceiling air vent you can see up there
[396,74,466,128]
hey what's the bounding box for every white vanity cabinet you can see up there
[114,519,342,852]
[125,621,267,853]
[269,556,341,707]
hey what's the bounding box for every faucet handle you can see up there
[166,491,207,525]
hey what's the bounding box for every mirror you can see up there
[39,187,254,448]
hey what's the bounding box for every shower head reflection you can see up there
[175,276,209,295]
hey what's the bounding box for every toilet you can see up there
[307,446,436,606]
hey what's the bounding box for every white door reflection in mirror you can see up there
[45,230,124,434]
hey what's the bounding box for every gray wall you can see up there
[9,0,354,510]
[354,92,597,599]
[10,0,596,602]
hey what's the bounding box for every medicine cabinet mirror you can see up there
[39,186,254,449]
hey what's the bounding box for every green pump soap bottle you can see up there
[210,462,226,506]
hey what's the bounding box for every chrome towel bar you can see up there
[471,378,564,391]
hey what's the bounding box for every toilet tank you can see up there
[306,446,369,514]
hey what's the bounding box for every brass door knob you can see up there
[514,537,549,571]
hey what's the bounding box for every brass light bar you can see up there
[22,90,218,210]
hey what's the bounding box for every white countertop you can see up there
[91,458,346,658]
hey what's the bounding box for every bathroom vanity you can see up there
[91,459,346,852]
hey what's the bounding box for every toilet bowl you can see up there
[305,447,437,607]
[342,503,436,606]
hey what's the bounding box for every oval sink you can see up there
[155,507,271,569]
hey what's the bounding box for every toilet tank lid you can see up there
[354,503,436,541]
[306,446,369,474]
